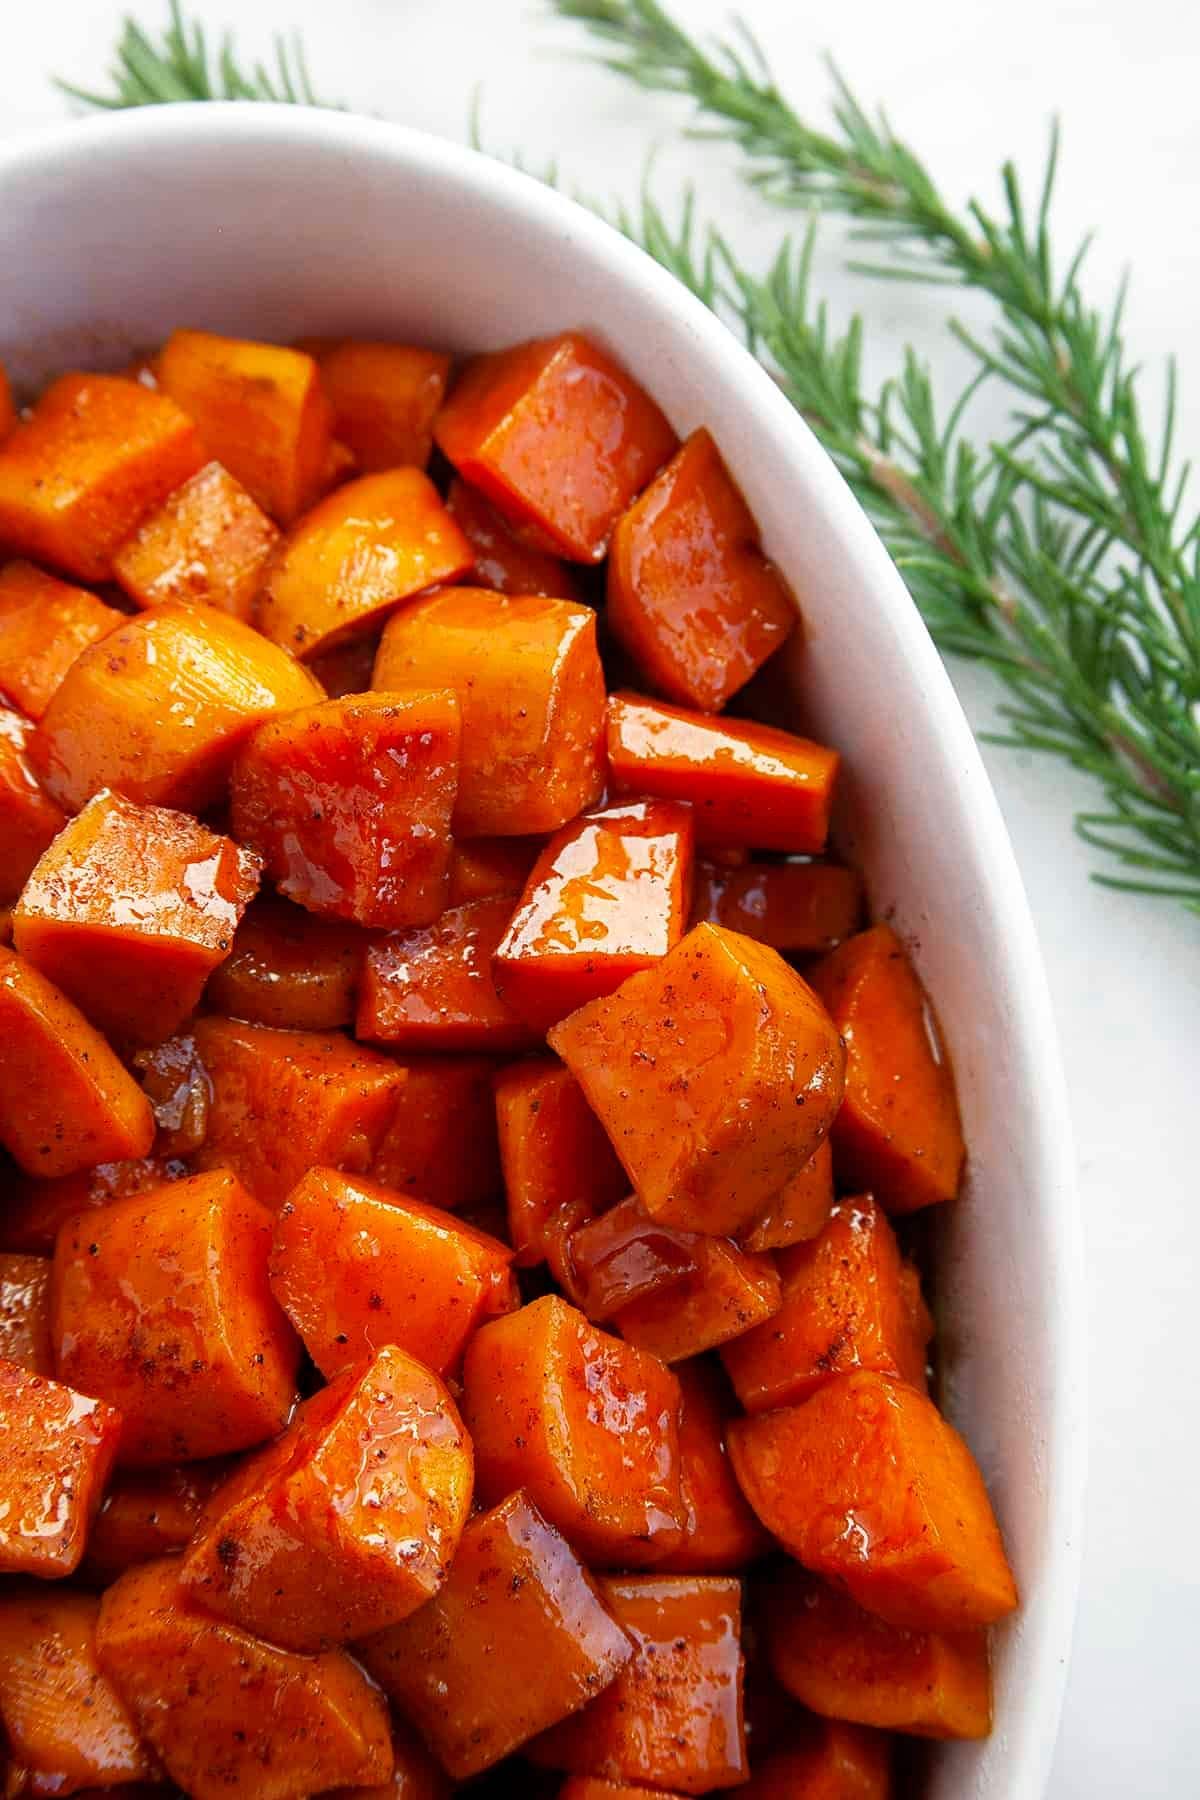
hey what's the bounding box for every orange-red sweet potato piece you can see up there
[494,800,695,1031]
[84,1460,226,1581]
[30,602,323,815]
[615,1232,781,1364]
[156,329,333,525]
[51,1167,299,1465]
[692,858,863,955]
[0,949,155,1176]
[738,1720,892,1800]
[14,789,260,1045]
[183,1344,472,1648]
[357,896,540,1053]
[0,373,205,582]
[462,1294,685,1566]
[0,1361,121,1575]
[231,690,460,927]
[257,468,473,657]
[727,1372,1018,1630]
[358,1490,632,1778]
[565,1194,704,1322]
[607,693,839,853]
[494,1059,626,1268]
[189,1016,404,1207]
[529,1574,746,1793]
[655,1361,770,1573]
[0,561,123,720]
[607,429,795,712]
[447,474,583,599]
[370,1053,503,1211]
[305,340,452,472]
[548,923,845,1238]
[808,925,965,1213]
[204,894,366,1030]
[739,1137,834,1254]
[373,587,607,835]
[324,1717,451,1800]
[97,1556,393,1800]
[0,364,13,442]
[111,459,280,618]
[0,1253,53,1373]
[127,1033,210,1159]
[448,833,542,904]
[0,1157,184,1255]
[0,708,65,904]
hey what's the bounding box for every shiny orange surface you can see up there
[0,1362,120,1576]
[692,857,863,954]
[0,561,123,720]
[446,474,583,599]
[565,1193,704,1322]
[357,895,540,1053]
[739,1136,834,1254]
[616,1232,781,1364]
[112,459,279,618]
[370,1052,503,1212]
[0,1156,184,1255]
[495,1060,627,1269]
[204,894,368,1030]
[132,1030,212,1158]
[656,1360,771,1574]
[737,1719,892,1800]
[0,707,65,904]
[305,339,451,472]
[0,1252,53,1374]
[84,1460,226,1581]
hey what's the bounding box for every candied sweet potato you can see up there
[0,1361,121,1575]
[357,896,540,1053]
[0,1252,53,1373]
[656,1360,770,1573]
[494,1059,626,1268]
[615,1231,781,1364]
[304,340,451,472]
[0,561,123,720]
[0,707,65,904]
[0,1157,183,1255]
[111,459,279,618]
[324,1717,450,1800]
[370,1053,503,1212]
[204,895,366,1030]
[85,1461,225,1581]
[565,1194,704,1322]
[692,858,863,955]
[129,1031,212,1157]
[737,1720,892,1799]
[447,474,583,599]
[739,1138,834,1254]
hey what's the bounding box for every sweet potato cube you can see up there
[0,1156,183,1255]
[157,329,333,524]
[0,1253,52,1373]
[494,1059,626,1268]
[373,587,606,835]
[205,894,367,1030]
[738,1721,892,1799]
[0,948,155,1176]
[0,363,13,442]
[112,459,280,618]
[270,1167,513,1376]
[51,1167,299,1464]
[190,1017,404,1207]
[306,339,452,471]
[97,1557,393,1800]
[231,690,460,927]
[0,1361,121,1574]
[607,693,839,853]
[692,858,863,954]
[371,1053,503,1211]
[809,925,965,1213]
[447,475,583,599]
[656,1360,770,1573]
[548,923,845,1238]
[530,1574,746,1793]
[30,602,323,815]
[357,1490,633,1778]
[0,561,123,720]
[448,833,542,903]
[0,708,65,903]
[324,1717,451,1800]
[357,896,540,1053]
[722,1198,930,1414]
[14,789,260,1044]
[615,1232,781,1363]
[435,332,677,562]
[0,373,204,581]
[462,1294,685,1565]
[565,1194,704,1322]
[258,469,473,657]
[739,1137,834,1254]
[727,1371,1018,1630]
[494,800,695,1030]
[85,1461,226,1581]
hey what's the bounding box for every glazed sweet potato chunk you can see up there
[494,1059,626,1268]
[0,1253,53,1373]
[0,949,155,1176]
[371,1053,503,1211]
[530,1574,747,1793]
[14,789,260,1044]
[0,373,204,582]
[435,332,677,562]
[0,1157,183,1255]
[727,1372,1018,1630]
[231,690,460,927]
[51,1168,299,1464]
[448,833,542,904]
[304,339,451,471]
[357,897,540,1053]
[358,1490,632,1778]
[324,1717,451,1800]
[97,1557,393,1800]
[692,858,863,955]
[809,925,965,1213]
[615,1231,781,1364]
[447,474,583,599]
[738,1720,892,1799]
[607,693,839,853]
[739,1137,834,1254]
[494,799,695,1030]
[85,1461,226,1581]
[566,1194,704,1322]
[111,459,279,618]
[462,1294,685,1566]
[373,587,606,835]
[548,923,845,1238]
[0,561,123,720]
[607,429,796,712]
[269,1167,514,1377]
[656,1360,770,1573]
[0,708,65,903]
[257,469,473,657]
[0,1360,121,1575]
[30,602,323,815]
[204,895,367,1029]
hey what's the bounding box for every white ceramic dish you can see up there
[0,104,1085,1798]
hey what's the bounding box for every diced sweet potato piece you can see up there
[0,1361,120,1575]
[14,789,260,1045]
[737,1720,892,1800]
[462,1294,685,1566]
[183,1344,472,1648]
[448,833,542,904]
[0,1157,183,1255]
[30,602,323,815]
[808,925,965,1213]
[0,561,123,720]
[692,858,863,954]
[258,469,473,657]
[111,459,279,618]
[764,1566,991,1738]
[607,693,839,853]
[655,1361,770,1573]
[0,708,65,904]
[529,1575,746,1793]
[357,897,540,1053]
[435,332,677,562]
[157,329,333,525]
[0,364,13,442]
[494,1059,626,1267]
[494,800,695,1030]
[0,1587,156,1794]
[615,1233,781,1364]
[739,1138,834,1254]
[132,1031,212,1157]
[0,374,205,581]
[270,1167,513,1377]
[727,1372,1018,1630]
[608,429,795,712]
[447,475,583,599]
[548,923,844,1238]
[358,1490,632,1778]
[0,1252,53,1373]
[205,895,366,1030]
[565,1194,703,1322]
[373,587,606,835]
[305,340,452,472]
[190,1017,404,1207]
[310,631,382,700]
[51,1167,299,1465]
[324,1717,451,1800]
[371,1053,503,1211]
[0,949,155,1176]
[231,690,459,927]
[85,1460,226,1581]
[97,1557,393,1799]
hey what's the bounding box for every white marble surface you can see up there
[5,2,1199,1792]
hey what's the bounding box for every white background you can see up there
[5,2,1199,1793]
